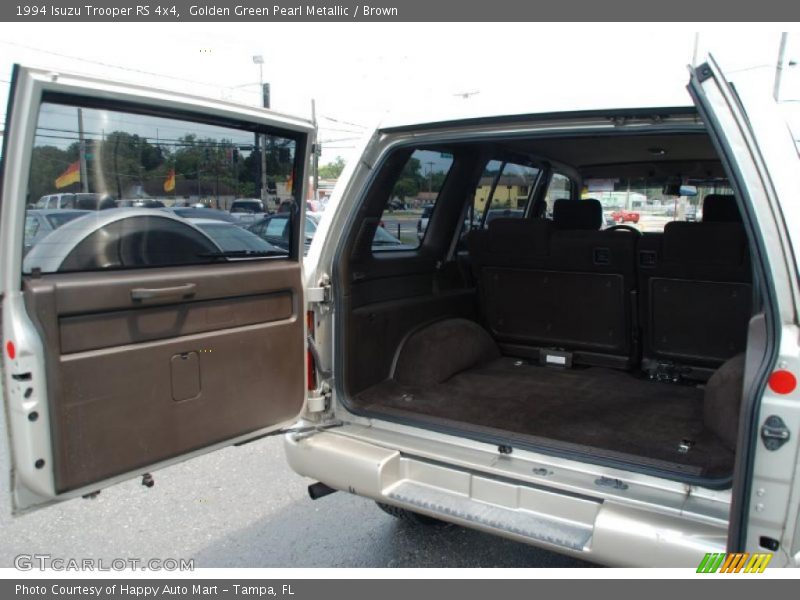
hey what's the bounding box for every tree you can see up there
[319,156,346,179]
[391,157,423,200]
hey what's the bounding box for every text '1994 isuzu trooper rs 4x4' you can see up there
[1,57,799,568]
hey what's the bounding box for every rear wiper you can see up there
[198,249,288,258]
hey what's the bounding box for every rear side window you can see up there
[373,149,454,251]
[544,172,573,217]
[23,101,300,273]
[470,160,541,229]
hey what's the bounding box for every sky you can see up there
[0,24,798,165]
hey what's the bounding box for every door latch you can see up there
[761,415,790,451]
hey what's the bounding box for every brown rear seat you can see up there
[467,199,637,368]
[637,194,752,373]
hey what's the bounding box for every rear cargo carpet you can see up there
[355,357,734,479]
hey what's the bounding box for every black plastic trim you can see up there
[380,106,699,134]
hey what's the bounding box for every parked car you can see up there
[23,209,91,254]
[115,199,166,208]
[162,206,240,224]
[484,207,524,225]
[610,208,640,223]
[248,212,315,253]
[4,61,800,568]
[187,218,283,255]
[229,198,267,225]
[21,209,281,273]
[34,192,116,210]
[416,203,434,239]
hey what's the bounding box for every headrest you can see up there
[553,199,602,230]
[663,221,746,265]
[485,218,550,256]
[702,194,741,223]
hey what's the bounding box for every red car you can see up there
[611,209,640,223]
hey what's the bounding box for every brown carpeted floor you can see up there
[354,357,734,479]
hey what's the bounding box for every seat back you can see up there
[468,200,637,367]
[637,195,751,369]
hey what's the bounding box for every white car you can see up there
[229,198,268,226]
[2,62,800,569]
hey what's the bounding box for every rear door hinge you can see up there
[307,381,332,413]
[307,282,331,304]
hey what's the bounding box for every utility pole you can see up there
[426,161,435,192]
[77,108,89,192]
[311,99,319,201]
[253,55,269,209]
[774,32,789,102]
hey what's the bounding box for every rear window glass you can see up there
[582,177,734,231]
[373,149,454,251]
[45,211,88,229]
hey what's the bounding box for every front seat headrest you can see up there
[702,194,742,223]
[553,198,602,230]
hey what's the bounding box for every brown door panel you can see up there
[23,260,305,493]
[58,292,293,353]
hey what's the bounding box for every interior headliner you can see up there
[473,132,726,179]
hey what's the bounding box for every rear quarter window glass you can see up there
[373,149,454,251]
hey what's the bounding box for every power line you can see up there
[319,114,367,129]
[0,40,227,91]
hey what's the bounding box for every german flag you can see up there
[164,168,176,193]
[55,161,80,189]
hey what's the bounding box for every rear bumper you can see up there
[284,426,728,567]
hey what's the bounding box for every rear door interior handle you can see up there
[130,283,197,301]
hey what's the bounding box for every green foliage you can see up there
[391,157,423,200]
[27,145,77,201]
[27,124,297,203]
[319,156,346,179]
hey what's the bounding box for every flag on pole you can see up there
[55,161,80,189]
[164,168,176,192]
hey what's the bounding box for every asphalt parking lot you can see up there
[0,412,593,568]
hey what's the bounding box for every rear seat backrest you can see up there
[702,194,742,223]
[468,199,637,368]
[637,194,751,370]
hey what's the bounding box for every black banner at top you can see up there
[2,0,799,21]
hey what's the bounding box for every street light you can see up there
[252,55,268,206]
[252,54,264,87]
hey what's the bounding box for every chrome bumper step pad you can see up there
[387,481,593,551]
